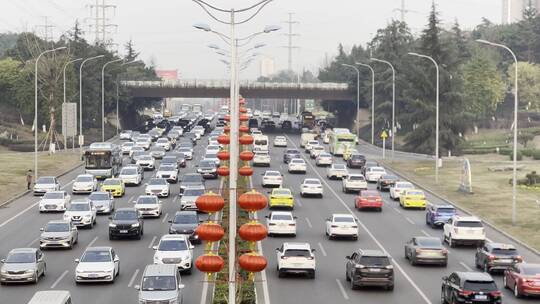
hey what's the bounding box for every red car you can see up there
[504,263,540,297]
[355,190,383,211]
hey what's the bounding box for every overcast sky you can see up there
[1,0,501,79]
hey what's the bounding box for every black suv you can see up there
[347,153,366,169]
[345,249,394,290]
[441,272,501,304]
[475,243,522,273]
[283,149,301,164]
[108,208,144,240]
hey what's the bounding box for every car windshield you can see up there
[334,164,346,170]
[45,223,70,232]
[141,275,176,291]
[266,171,280,176]
[359,256,390,266]
[334,217,355,223]
[5,252,35,263]
[179,148,191,153]
[291,159,304,164]
[304,180,320,185]
[349,175,365,181]
[37,177,55,184]
[382,175,397,180]
[159,165,176,171]
[206,153,217,158]
[272,214,293,221]
[158,240,188,251]
[283,249,311,257]
[274,189,291,196]
[463,281,497,292]
[416,238,442,247]
[184,189,204,196]
[456,221,483,228]
[76,176,93,182]
[157,139,168,143]
[437,208,455,214]
[407,190,424,196]
[80,250,111,263]
[351,155,365,160]
[149,179,167,186]
[113,211,137,220]
[255,152,269,156]
[491,248,518,255]
[68,203,90,211]
[200,161,215,167]
[183,175,202,183]
[397,183,413,188]
[372,168,386,172]
[522,265,540,275]
[103,179,121,186]
[89,193,109,201]
[286,150,299,154]
[121,168,138,175]
[43,192,63,199]
[319,153,331,157]
[137,197,158,204]
[173,213,197,224]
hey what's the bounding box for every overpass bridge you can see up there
[122,80,353,101]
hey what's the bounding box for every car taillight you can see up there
[281,256,288,260]
[351,225,358,229]
[269,223,276,226]
[307,257,314,260]
[489,291,502,297]
[416,248,423,254]
[488,255,496,260]
[459,290,474,297]
[441,248,448,254]
[288,223,296,226]
[331,225,338,228]
[515,255,523,262]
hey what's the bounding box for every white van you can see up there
[253,135,269,152]
[27,291,72,304]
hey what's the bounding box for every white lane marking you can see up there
[285,135,433,304]
[128,195,135,203]
[486,237,493,243]
[460,261,473,271]
[305,217,313,228]
[27,237,39,247]
[60,180,75,190]
[392,207,402,214]
[162,213,169,223]
[335,279,350,300]
[405,217,415,225]
[296,199,303,207]
[421,230,432,237]
[250,177,271,304]
[172,196,178,204]
[0,201,41,229]
[50,270,69,289]
[128,269,140,287]
[86,236,98,249]
[317,242,328,257]
[148,236,157,249]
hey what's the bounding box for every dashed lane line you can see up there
[148,236,157,249]
[317,242,328,257]
[128,269,140,287]
[305,217,313,228]
[405,217,415,225]
[162,213,169,223]
[86,236,98,249]
[460,261,473,271]
[50,270,69,289]
[420,230,432,237]
[335,279,350,300]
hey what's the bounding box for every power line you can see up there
[282,12,299,72]
[86,0,117,46]
[35,16,55,41]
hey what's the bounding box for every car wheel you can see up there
[109,233,114,240]
[345,271,350,282]
[514,284,522,298]
[309,271,315,279]
[441,290,448,304]
[448,236,455,248]
[503,275,508,289]
[136,232,142,240]
[33,271,39,284]
[278,269,285,278]
[350,278,357,290]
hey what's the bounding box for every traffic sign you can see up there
[380,130,388,139]
[62,103,77,137]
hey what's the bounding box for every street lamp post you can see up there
[355,62,375,145]
[79,55,104,148]
[34,46,67,179]
[371,57,396,161]
[476,39,519,226]
[62,57,83,151]
[115,60,137,136]
[101,58,124,141]
[408,52,440,184]
[341,64,360,138]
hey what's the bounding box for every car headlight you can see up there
[131,223,140,228]
[84,214,92,219]
[25,269,35,274]
[0,269,7,274]
[109,223,116,228]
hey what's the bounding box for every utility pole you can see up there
[87,0,117,46]
[35,16,55,42]
[283,13,299,114]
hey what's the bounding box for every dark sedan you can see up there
[283,149,301,164]
[376,174,399,191]
[168,211,201,244]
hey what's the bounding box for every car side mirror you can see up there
[189,245,195,249]
[74,258,80,263]
[0,259,4,263]
[179,283,185,289]
[40,228,44,231]
[345,255,351,260]
[293,216,298,219]
[311,249,316,252]
[134,285,140,290]
[114,256,120,262]
[442,276,448,281]
[275,248,279,251]
[168,220,173,223]
[108,216,113,220]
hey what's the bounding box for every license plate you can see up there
[467,230,475,234]
[475,295,487,300]
[499,259,512,263]
[88,274,99,278]
[370,268,381,272]
[120,230,128,233]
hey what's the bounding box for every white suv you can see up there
[365,166,387,182]
[63,200,97,228]
[443,216,486,247]
[253,151,271,167]
[288,158,307,174]
[389,181,414,200]
[153,234,194,274]
[276,242,316,279]
[342,174,368,193]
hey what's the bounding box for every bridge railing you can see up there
[121,80,349,90]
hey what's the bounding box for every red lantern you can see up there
[239,166,253,177]
[239,253,267,272]
[239,151,254,161]
[239,107,247,113]
[217,166,230,176]
[239,222,268,242]
[239,114,249,122]
[239,135,254,145]
[224,115,231,122]
[196,223,225,242]
[238,190,267,211]
[195,192,225,213]
[196,255,224,273]
[217,134,230,145]
[223,126,230,134]
[239,125,249,133]
[217,150,230,161]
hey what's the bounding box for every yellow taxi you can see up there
[399,189,427,209]
[342,148,358,161]
[100,178,125,197]
[269,188,295,210]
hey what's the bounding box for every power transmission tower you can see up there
[393,0,419,23]
[282,12,299,72]
[35,16,55,42]
[86,0,117,46]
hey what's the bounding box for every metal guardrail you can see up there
[121,80,350,90]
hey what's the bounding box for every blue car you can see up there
[425,204,456,228]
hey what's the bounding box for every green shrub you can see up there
[510,150,523,161]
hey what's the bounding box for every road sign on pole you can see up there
[62,103,77,137]
[381,130,388,159]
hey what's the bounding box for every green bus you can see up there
[328,129,356,156]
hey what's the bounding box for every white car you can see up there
[38,190,71,212]
[326,164,348,180]
[118,167,143,186]
[389,181,414,200]
[300,178,323,197]
[305,140,320,153]
[266,211,296,236]
[153,234,194,274]
[315,152,333,166]
[119,130,132,140]
[288,158,307,174]
[342,174,368,193]
[33,176,60,196]
[325,214,358,240]
[193,126,205,137]
[180,187,205,210]
[63,200,97,228]
[253,151,271,167]
[135,138,151,150]
[72,174,98,194]
[145,178,170,197]
[276,242,316,279]
[261,170,283,188]
[133,195,163,217]
[129,146,145,158]
[206,145,220,154]
[178,147,193,160]
[155,138,171,151]
[75,247,120,283]
[121,142,134,155]
[251,129,263,136]
[156,164,179,183]
[309,145,325,159]
[443,216,486,247]
[273,136,287,147]
[204,152,220,166]
[137,155,156,170]
[365,166,387,182]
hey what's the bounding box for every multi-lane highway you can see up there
[0,138,218,304]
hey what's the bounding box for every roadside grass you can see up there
[0,151,82,203]
[382,153,540,251]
